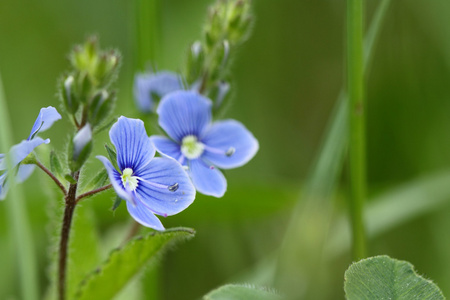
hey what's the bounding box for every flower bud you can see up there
[185,41,205,84]
[70,124,93,171]
[214,81,230,108]
[89,90,115,126]
[95,51,120,87]
[70,37,99,74]
[61,75,79,114]
[69,37,120,89]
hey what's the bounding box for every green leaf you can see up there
[75,227,195,300]
[344,255,445,300]
[203,284,282,300]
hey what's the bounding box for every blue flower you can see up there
[0,106,61,200]
[134,71,183,113]
[97,116,196,230]
[150,91,259,197]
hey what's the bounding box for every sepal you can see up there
[104,144,120,172]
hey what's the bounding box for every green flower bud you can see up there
[69,37,120,89]
[95,51,120,87]
[89,90,115,126]
[186,41,205,84]
[77,71,93,103]
[69,37,99,75]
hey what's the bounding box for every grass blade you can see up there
[0,72,39,300]
[274,0,391,297]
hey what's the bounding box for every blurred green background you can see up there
[2,0,450,299]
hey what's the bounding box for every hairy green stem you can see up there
[0,73,39,300]
[347,0,367,260]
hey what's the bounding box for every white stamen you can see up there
[181,135,204,159]
[121,168,139,191]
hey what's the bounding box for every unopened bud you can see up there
[89,90,115,126]
[61,75,79,114]
[70,124,93,171]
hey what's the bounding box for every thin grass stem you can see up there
[347,0,367,260]
[135,0,161,71]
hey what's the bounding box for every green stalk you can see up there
[0,73,39,300]
[135,0,161,71]
[274,1,390,296]
[347,0,367,260]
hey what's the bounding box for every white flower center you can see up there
[181,135,204,159]
[121,168,139,191]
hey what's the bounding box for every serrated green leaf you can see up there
[203,284,282,300]
[75,227,195,300]
[104,143,120,172]
[344,255,445,300]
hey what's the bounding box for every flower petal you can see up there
[201,120,259,169]
[135,157,195,216]
[16,164,36,183]
[28,106,61,140]
[126,200,165,231]
[134,71,183,113]
[150,136,183,162]
[97,155,134,203]
[109,116,155,173]
[157,91,212,142]
[0,173,9,200]
[9,138,49,166]
[188,159,227,197]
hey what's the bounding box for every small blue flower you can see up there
[134,71,183,113]
[0,106,61,200]
[97,116,196,230]
[150,91,259,197]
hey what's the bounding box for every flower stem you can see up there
[135,0,160,71]
[35,160,67,195]
[347,0,367,260]
[75,183,112,203]
[58,171,79,300]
